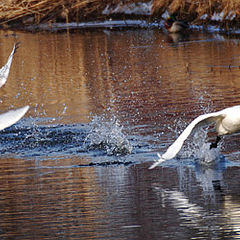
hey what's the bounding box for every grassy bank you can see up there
[153,0,240,27]
[0,0,240,29]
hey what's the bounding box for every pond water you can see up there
[0,27,240,239]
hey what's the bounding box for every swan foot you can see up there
[210,136,221,149]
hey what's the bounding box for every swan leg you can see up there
[210,136,221,149]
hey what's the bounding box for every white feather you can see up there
[0,43,18,88]
[0,105,29,131]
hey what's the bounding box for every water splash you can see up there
[0,114,135,161]
[181,127,221,164]
[84,115,133,156]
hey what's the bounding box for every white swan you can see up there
[149,105,240,169]
[0,43,29,130]
[0,105,29,131]
[0,43,19,88]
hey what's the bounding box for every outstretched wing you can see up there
[149,110,225,169]
[0,105,29,131]
[149,153,166,169]
[0,42,19,88]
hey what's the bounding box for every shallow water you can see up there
[0,28,240,239]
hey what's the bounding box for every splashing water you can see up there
[163,104,221,165]
[181,127,221,164]
[84,115,133,156]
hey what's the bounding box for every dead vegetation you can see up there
[152,0,240,25]
[0,0,240,29]
[0,0,149,26]
[0,0,110,25]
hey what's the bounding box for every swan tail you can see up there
[149,153,166,169]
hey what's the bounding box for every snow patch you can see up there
[102,1,152,15]
[211,11,224,21]
[200,14,208,20]
[29,20,149,31]
[211,11,236,22]
[225,11,236,20]
[161,10,170,20]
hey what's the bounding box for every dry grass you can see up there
[152,0,240,24]
[0,0,119,25]
[0,0,240,28]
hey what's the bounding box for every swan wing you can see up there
[0,43,19,88]
[149,110,225,169]
[0,105,29,131]
[149,153,166,169]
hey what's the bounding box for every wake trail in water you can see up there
[0,114,135,164]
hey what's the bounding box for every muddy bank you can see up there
[0,0,240,31]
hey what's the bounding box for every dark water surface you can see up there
[0,28,240,239]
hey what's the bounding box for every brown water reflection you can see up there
[1,30,240,123]
[0,28,240,239]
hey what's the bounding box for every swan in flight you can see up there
[149,105,240,169]
[0,43,29,130]
[0,42,19,88]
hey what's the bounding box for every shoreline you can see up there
[15,19,240,36]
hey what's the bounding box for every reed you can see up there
[0,0,113,25]
[0,0,239,28]
[152,0,240,25]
